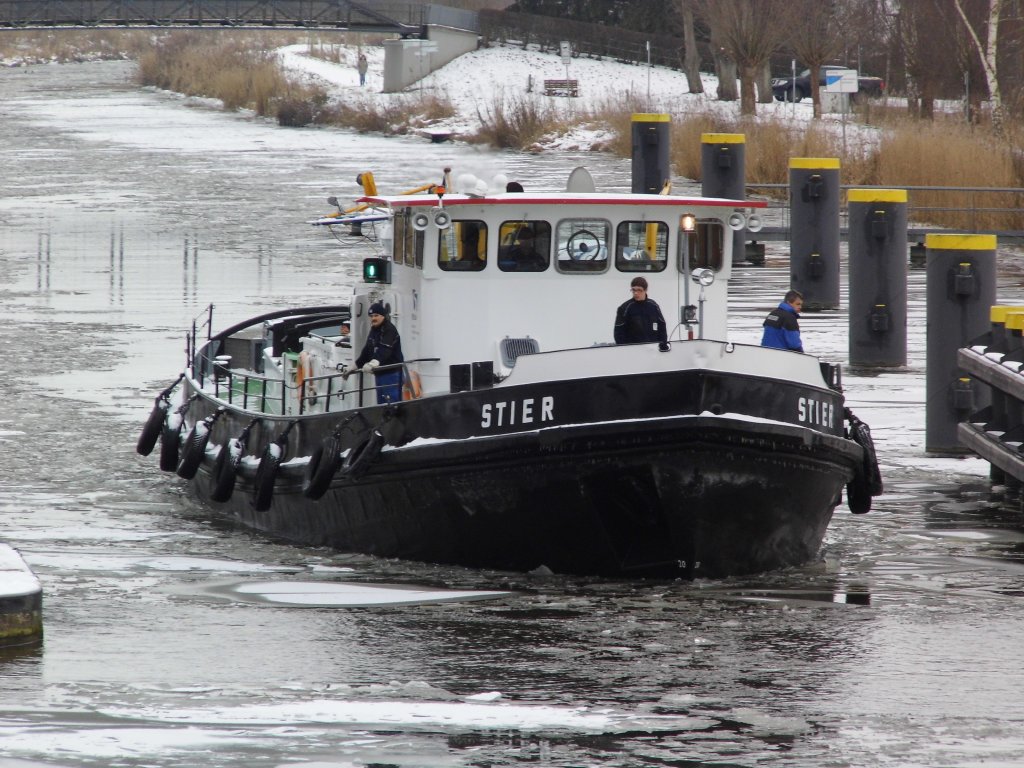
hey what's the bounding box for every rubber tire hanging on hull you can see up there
[210,438,243,503]
[159,418,184,472]
[176,424,212,480]
[137,399,169,456]
[846,412,882,514]
[252,445,282,512]
[302,436,344,500]
[338,430,384,482]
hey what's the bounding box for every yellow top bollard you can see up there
[990,305,1024,324]
[790,158,841,169]
[701,133,744,144]
[631,113,670,123]
[847,189,908,203]
[925,233,997,251]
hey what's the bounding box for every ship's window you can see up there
[393,211,423,268]
[678,219,725,272]
[414,227,424,269]
[498,220,551,272]
[439,220,488,272]
[393,212,409,266]
[556,218,610,273]
[615,221,668,273]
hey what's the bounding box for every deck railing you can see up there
[192,341,436,414]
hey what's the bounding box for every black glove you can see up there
[658,342,671,352]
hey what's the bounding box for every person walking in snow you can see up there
[357,54,368,87]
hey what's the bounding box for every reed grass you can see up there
[0,29,151,63]
[471,94,563,149]
[137,31,307,117]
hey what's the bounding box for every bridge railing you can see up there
[0,0,428,33]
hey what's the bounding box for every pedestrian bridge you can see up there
[0,0,431,36]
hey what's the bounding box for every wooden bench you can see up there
[544,78,579,97]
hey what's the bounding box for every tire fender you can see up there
[176,420,213,479]
[210,437,244,503]
[159,411,185,472]
[137,397,170,456]
[252,443,283,512]
[338,430,384,482]
[302,436,344,500]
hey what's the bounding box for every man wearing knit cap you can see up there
[613,276,670,350]
[353,301,404,403]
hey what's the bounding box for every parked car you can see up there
[772,65,885,103]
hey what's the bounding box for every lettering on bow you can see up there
[481,396,555,429]
[798,397,835,428]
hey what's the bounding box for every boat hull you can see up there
[190,415,857,579]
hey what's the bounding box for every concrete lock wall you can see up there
[926,233,997,454]
[630,113,671,194]
[700,133,746,265]
[789,158,841,310]
[383,26,479,94]
[847,189,909,367]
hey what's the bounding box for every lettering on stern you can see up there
[481,395,555,429]
[797,396,835,429]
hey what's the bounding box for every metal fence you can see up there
[747,183,1024,242]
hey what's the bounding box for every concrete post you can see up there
[925,233,997,454]
[848,189,908,366]
[701,133,746,265]
[631,113,671,195]
[789,158,841,310]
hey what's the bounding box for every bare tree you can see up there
[952,0,1004,133]
[782,0,845,118]
[678,0,704,94]
[699,0,789,115]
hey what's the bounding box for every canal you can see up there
[2,60,1024,767]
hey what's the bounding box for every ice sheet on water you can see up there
[211,580,510,608]
[22,552,302,574]
[0,723,265,760]
[98,697,715,734]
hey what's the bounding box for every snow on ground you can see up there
[277,42,849,152]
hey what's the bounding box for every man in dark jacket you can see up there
[613,276,669,350]
[353,301,404,403]
[761,290,804,352]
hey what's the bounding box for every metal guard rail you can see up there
[192,347,439,414]
[747,183,1024,238]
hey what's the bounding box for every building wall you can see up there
[383,26,479,93]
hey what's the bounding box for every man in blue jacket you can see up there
[614,276,669,350]
[353,302,404,403]
[761,290,804,352]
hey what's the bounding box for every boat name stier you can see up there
[481,396,555,429]
[798,396,835,428]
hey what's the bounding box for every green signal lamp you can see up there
[362,258,391,284]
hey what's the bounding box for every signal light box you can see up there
[362,258,391,284]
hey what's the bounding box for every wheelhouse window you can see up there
[393,211,424,269]
[678,219,725,272]
[557,218,610,273]
[439,220,488,272]
[498,220,551,272]
[615,221,668,272]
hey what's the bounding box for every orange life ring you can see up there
[402,370,423,400]
[296,351,317,404]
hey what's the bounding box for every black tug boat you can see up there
[138,168,881,578]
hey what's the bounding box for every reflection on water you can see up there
[1,59,1024,767]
